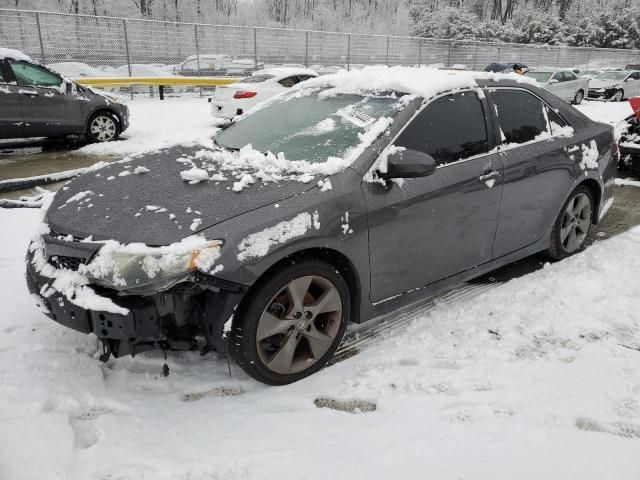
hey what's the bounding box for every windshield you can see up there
[214,92,403,163]
[596,71,628,80]
[526,72,553,82]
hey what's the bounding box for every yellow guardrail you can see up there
[75,76,239,87]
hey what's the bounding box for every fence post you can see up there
[194,24,200,70]
[253,28,258,70]
[35,12,46,64]
[194,24,201,97]
[122,18,133,99]
[473,41,478,70]
[447,40,452,67]
[418,40,422,68]
[304,30,309,68]
[122,19,132,78]
[536,45,542,68]
[585,49,592,68]
[386,36,390,66]
[347,34,351,71]
[555,47,561,68]
[497,46,501,63]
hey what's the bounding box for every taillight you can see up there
[233,90,257,99]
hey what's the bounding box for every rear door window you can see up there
[564,71,578,81]
[394,91,489,166]
[10,61,62,87]
[490,89,548,145]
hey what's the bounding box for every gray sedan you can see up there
[26,73,617,385]
[526,69,590,104]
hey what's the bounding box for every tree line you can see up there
[7,0,640,48]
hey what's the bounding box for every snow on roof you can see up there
[0,48,32,62]
[257,67,318,78]
[297,65,537,99]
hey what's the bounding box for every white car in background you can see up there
[209,67,318,121]
[525,69,589,104]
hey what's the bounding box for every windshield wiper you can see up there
[213,138,239,152]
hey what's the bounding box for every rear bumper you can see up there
[210,100,240,119]
[25,248,246,358]
[588,88,617,100]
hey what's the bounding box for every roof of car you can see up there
[297,65,537,99]
[256,67,318,79]
[0,48,32,62]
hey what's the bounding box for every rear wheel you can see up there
[572,90,584,105]
[86,111,120,143]
[611,89,624,102]
[548,186,593,260]
[229,259,350,385]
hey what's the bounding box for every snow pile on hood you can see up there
[0,48,31,62]
[178,117,392,190]
[296,65,536,99]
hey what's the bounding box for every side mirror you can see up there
[378,149,436,180]
[549,78,559,84]
[65,81,73,93]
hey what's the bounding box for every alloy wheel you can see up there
[560,192,592,253]
[256,275,343,375]
[612,90,624,102]
[90,115,117,142]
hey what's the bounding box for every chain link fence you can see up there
[2,8,640,83]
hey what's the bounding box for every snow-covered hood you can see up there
[589,79,622,89]
[45,146,317,245]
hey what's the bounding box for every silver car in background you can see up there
[588,70,640,101]
[526,69,589,105]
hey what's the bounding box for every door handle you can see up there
[478,170,500,182]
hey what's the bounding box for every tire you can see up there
[611,89,624,102]
[85,111,120,143]
[229,259,350,385]
[572,90,584,105]
[547,186,593,260]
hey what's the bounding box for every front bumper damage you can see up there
[587,88,618,100]
[25,240,247,360]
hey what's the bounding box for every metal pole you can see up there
[447,40,452,67]
[497,46,501,63]
[194,24,201,71]
[585,49,592,68]
[386,36,390,66]
[122,19,133,100]
[418,40,422,68]
[253,28,258,71]
[347,34,351,71]
[35,13,46,64]
[304,31,309,68]
[194,24,201,97]
[473,41,478,70]
[536,45,542,68]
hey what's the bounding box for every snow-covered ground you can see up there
[1,98,640,480]
[78,97,217,156]
[2,205,640,479]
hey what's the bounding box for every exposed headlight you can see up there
[82,238,223,291]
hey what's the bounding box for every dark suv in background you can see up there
[0,50,129,143]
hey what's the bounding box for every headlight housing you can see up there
[81,238,223,292]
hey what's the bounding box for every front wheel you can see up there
[228,259,350,385]
[86,112,120,143]
[611,89,624,102]
[572,90,584,105]
[548,186,593,260]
